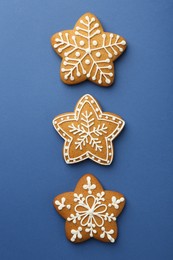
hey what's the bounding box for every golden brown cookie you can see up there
[53,94,125,165]
[51,12,127,87]
[53,174,125,243]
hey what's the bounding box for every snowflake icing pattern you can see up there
[53,174,125,243]
[69,111,108,151]
[53,94,125,165]
[51,12,127,86]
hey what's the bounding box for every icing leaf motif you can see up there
[83,176,96,194]
[100,227,115,243]
[51,13,127,86]
[108,196,125,209]
[54,197,71,210]
[71,227,83,242]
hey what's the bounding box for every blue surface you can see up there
[0,0,173,259]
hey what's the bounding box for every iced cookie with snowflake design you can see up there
[53,174,125,243]
[51,12,127,87]
[53,94,125,165]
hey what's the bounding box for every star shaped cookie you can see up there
[53,94,125,165]
[51,12,127,87]
[53,174,125,243]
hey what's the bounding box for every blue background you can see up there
[0,0,173,259]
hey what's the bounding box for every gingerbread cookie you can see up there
[53,94,125,165]
[53,174,125,243]
[51,12,127,87]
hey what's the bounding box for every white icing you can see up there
[79,40,85,46]
[53,94,125,165]
[68,111,107,151]
[85,59,90,65]
[82,176,96,194]
[100,227,115,243]
[75,51,80,57]
[96,51,101,57]
[55,197,71,210]
[67,191,116,237]
[92,40,98,46]
[108,196,125,209]
[70,227,82,242]
[54,175,125,243]
[53,15,126,85]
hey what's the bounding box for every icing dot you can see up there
[79,40,85,46]
[108,145,111,149]
[75,51,80,57]
[92,76,96,80]
[63,133,66,137]
[85,48,91,54]
[96,108,99,112]
[108,65,112,69]
[91,100,94,104]
[102,34,106,38]
[58,48,62,53]
[106,78,111,84]
[98,159,101,163]
[109,153,112,156]
[67,116,70,119]
[93,40,98,46]
[98,79,102,84]
[95,23,99,28]
[105,116,108,119]
[61,68,65,72]
[85,59,90,65]
[85,16,89,21]
[121,40,126,45]
[96,52,101,58]
[70,76,74,81]
[61,118,63,121]
[77,72,81,77]
[110,33,113,38]
[113,117,116,120]
[85,96,88,100]
[64,75,68,80]
[110,73,113,77]
[99,115,102,118]
[86,73,90,78]
[108,53,113,58]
